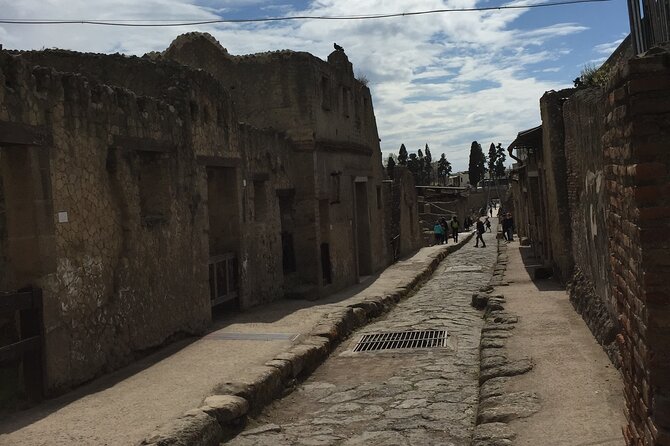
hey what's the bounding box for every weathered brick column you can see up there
[605,47,670,445]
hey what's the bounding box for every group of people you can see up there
[433,216,461,245]
[433,207,513,248]
[433,214,492,248]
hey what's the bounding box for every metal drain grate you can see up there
[352,330,447,352]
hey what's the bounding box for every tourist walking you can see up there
[475,218,486,248]
[433,220,444,245]
[505,212,515,242]
[450,216,459,243]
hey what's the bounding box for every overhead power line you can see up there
[0,0,614,27]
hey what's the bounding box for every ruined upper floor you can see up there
[163,33,381,153]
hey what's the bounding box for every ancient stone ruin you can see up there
[509,37,670,445]
[0,33,422,397]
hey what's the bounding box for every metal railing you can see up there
[629,0,670,53]
[208,253,238,307]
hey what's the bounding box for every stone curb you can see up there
[470,240,539,446]
[139,232,475,446]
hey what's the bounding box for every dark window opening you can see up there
[253,180,267,221]
[279,190,296,274]
[376,186,382,209]
[282,232,296,274]
[330,172,341,204]
[321,243,332,285]
[190,101,199,121]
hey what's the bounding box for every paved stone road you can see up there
[226,229,498,446]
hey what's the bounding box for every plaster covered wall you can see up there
[0,49,295,393]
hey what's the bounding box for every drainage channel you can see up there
[351,329,448,352]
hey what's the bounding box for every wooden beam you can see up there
[0,121,51,146]
[112,135,176,153]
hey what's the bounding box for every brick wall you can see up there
[563,87,620,364]
[605,48,670,445]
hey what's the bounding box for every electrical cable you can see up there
[0,0,615,27]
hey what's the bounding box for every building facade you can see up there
[0,35,421,398]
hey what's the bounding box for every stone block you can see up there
[141,409,223,446]
[200,395,249,424]
[477,391,540,424]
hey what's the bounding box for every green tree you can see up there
[494,143,507,179]
[488,143,497,176]
[468,141,486,187]
[386,154,396,179]
[437,153,451,186]
[417,148,425,185]
[424,144,433,185]
[407,153,420,185]
[398,144,408,166]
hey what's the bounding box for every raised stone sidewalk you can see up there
[0,234,473,446]
[471,240,625,446]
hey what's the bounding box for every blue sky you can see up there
[0,0,629,170]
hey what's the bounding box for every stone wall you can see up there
[605,47,670,445]
[12,48,298,309]
[164,33,394,293]
[0,159,6,289]
[539,89,575,282]
[512,45,670,445]
[563,87,620,364]
[0,49,295,393]
[0,53,207,392]
[394,168,422,255]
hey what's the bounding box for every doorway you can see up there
[206,167,240,307]
[354,179,372,277]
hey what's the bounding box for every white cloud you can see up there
[594,37,624,55]
[0,0,589,169]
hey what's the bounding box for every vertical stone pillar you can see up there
[605,48,670,446]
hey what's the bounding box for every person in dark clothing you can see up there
[505,213,514,242]
[485,217,491,232]
[475,218,486,248]
[440,217,448,243]
[500,214,509,241]
[450,216,459,243]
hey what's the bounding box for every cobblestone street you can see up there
[226,229,498,446]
